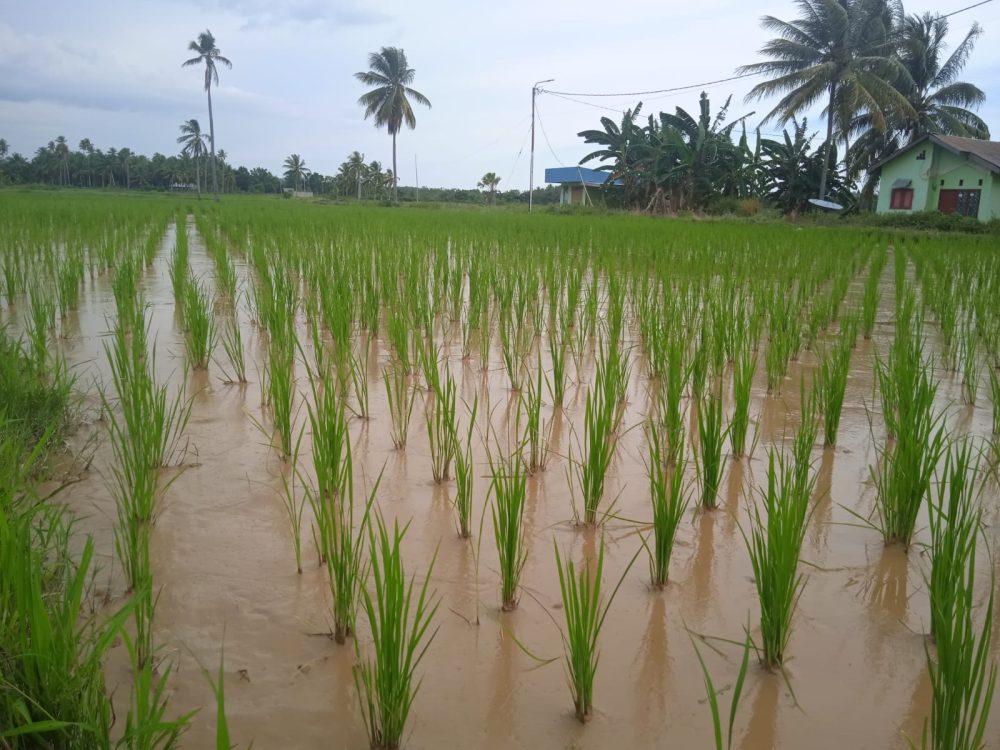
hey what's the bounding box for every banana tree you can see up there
[657,93,752,210]
[577,103,648,209]
[759,119,853,214]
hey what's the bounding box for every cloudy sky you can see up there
[2,0,998,189]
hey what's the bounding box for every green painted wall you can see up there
[876,146,931,214]
[876,142,997,221]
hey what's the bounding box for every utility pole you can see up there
[528,78,554,213]
[415,154,420,202]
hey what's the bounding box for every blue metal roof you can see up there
[544,167,621,186]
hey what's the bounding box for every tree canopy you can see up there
[573,1,988,213]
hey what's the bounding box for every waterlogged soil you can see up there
[10,222,1000,749]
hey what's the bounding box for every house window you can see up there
[939,189,981,218]
[956,190,980,218]
[890,188,914,210]
[959,179,964,186]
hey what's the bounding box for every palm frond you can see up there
[405,87,431,109]
[933,22,982,89]
[927,82,985,110]
[355,71,390,87]
[933,106,990,138]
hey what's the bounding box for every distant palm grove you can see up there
[0,140,559,204]
[0,0,990,215]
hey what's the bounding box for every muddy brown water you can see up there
[9,221,1000,749]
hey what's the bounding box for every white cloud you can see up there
[1,0,997,188]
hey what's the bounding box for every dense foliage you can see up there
[577,95,854,213]
[578,0,987,214]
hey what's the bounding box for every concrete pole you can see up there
[528,78,553,213]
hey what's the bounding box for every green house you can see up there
[872,134,1000,221]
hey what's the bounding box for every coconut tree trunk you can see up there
[195,158,201,200]
[842,132,851,186]
[818,83,836,201]
[392,131,398,204]
[207,85,219,202]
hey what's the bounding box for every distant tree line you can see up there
[0,137,560,204]
[0,137,282,194]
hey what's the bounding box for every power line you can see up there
[538,0,991,100]
[503,121,533,186]
[541,72,759,99]
[534,101,565,166]
[545,91,626,114]
[433,115,531,167]
[943,0,994,17]
[547,84,764,116]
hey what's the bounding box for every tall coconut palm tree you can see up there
[36,144,57,184]
[217,149,229,193]
[897,14,988,138]
[119,148,134,190]
[354,47,431,203]
[478,172,502,205]
[283,154,310,191]
[183,29,231,202]
[345,150,366,199]
[53,136,70,186]
[78,138,95,187]
[104,147,118,188]
[737,0,913,200]
[175,154,195,189]
[850,14,988,174]
[177,119,207,198]
[367,160,387,199]
[848,13,988,203]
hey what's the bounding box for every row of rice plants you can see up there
[0,332,131,746]
[0,236,207,748]
[103,301,190,665]
[872,292,945,548]
[189,199,1000,744]
[919,438,995,749]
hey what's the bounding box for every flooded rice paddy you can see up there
[4,200,999,749]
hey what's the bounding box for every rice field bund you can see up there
[2,191,999,749]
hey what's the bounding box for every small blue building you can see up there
[545,166,620,205]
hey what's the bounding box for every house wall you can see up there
[876,146,932,214]
[876,143,996,220]
[558,183,591,205]
[988,175,1000,221]
[927,148,993,219]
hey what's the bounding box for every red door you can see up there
[939,190,959,214]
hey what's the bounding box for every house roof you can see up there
[870,134,1000,175]
[544,166,622,186]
